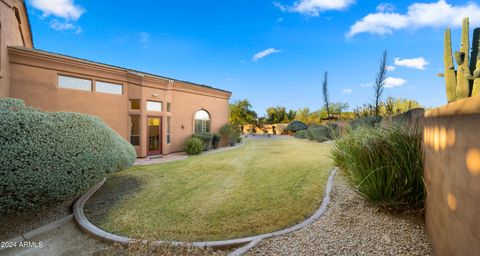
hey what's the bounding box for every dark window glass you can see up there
[130,115,140,146]
[167,102,171,112]
[167,117,171,144]
[130,99,140,110]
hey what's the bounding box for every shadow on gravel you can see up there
[84,175,143,224]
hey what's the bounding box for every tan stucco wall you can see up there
[0,0,34,97]
[423,96,480,256]
[7,47,231,158]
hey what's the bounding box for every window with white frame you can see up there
[96,81,123,95]
[58,75,92,91]
[146,101,162,111]
[194,110,210,134]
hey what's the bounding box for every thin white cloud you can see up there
[274,0,355,16]
[394,57,428,70]
[342,88,353,94]
[376,3,396,13]
[347,0,480,37]
[30,0,84,20]
[252,48,281,61]
[386,65,396,71]
[384,77,407,88]
[50,20,75,30]
[360,82,373,88]
[50,20,82,34]
[139,32,150,44]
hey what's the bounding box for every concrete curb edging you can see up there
[74,168,337,254]
[0,214,74,252]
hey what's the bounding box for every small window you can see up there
[194,110,210,134]
[58,75,92,91]
[130,115,140,146]
[167,117,171,144]
[147,101,162,111]
[96,81,123,95]
[130,99,140,110]
[167,102,171,112]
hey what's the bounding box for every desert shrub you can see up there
[192,133,213,151]
[294,130,307,139]
[0,99,136,215]
[229,130,241,146]
[211,133,221,149]
[331,125,424,209]
[350,116,382,130]
[184,137,203,155]
[305,125,332,142]
[284,121,308,133]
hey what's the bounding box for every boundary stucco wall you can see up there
[423,96,480,256]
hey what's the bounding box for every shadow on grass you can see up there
[84,175,143,225]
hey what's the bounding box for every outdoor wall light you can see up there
[181,124,185,129]
[152,93,158,98]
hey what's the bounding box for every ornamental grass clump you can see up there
[0,98,136,215]
[331,125,425,209]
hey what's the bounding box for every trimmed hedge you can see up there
[294,130,307,139]
[305,125,332,142]
[192,133,213,151]
[285,121,308,133]
[0,99,136,215]
[184,137,203,155]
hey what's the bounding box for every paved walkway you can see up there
[2,222,108,256]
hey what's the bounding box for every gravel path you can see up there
[248,175,433,256]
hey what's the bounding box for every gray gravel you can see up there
[248,175,433,256]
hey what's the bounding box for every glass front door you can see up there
[147,117,162,155]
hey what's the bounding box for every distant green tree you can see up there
[229,99,257,129]
[266,106,287,124]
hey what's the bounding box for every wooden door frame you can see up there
[146,116,162,156]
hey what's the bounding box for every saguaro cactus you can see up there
[440,17,480,102]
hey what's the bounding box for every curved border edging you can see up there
[74,168,337,252]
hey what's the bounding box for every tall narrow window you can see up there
[194,110,210,134]
[167,102,171,112]
[130,115,140,146]
[167,117,171,144]
[58,75,92,91]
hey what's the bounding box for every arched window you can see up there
[194,110,210,134]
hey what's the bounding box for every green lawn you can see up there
[90,137,333,241]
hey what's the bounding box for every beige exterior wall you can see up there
[7,47,231,157]
[423,96,480,256]
[0,0,33,97]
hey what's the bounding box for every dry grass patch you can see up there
[88,138,333,241]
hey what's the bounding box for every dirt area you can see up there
[0,200,73,240]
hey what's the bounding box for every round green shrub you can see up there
[285,121,308,133]
[306,126,331,142]
[294,130,307,139]
[192,133,213,151]
[184,137,203,155]
[0,99,136,215]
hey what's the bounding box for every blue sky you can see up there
[26,0,480,115]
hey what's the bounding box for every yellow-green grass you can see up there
[93,138,333,241]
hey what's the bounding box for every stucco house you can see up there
[0,0,231,157]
